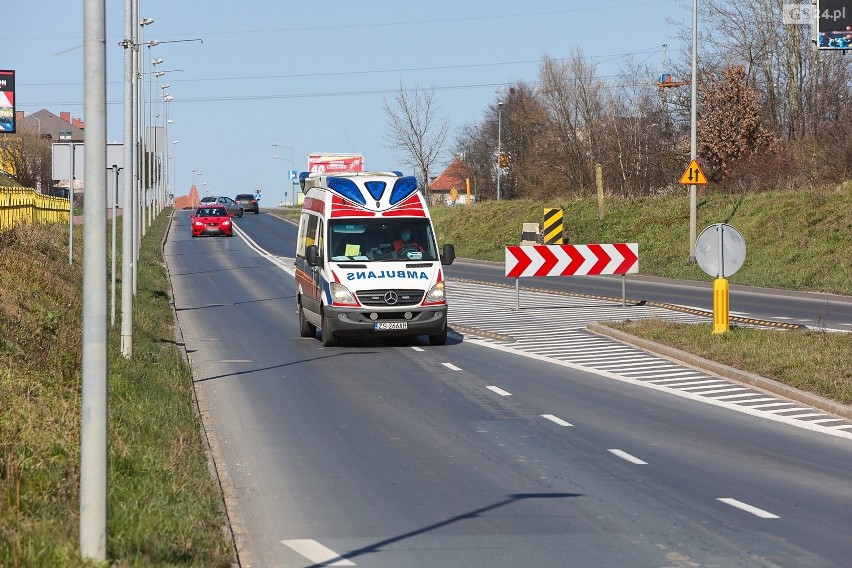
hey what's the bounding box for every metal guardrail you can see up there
[0,186,70,232]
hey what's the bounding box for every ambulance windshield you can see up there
[329,219,438,262]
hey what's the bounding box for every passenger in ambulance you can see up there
[392,226,425,253]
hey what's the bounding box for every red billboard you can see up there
[308,153,364,173]
[0,70,15,133]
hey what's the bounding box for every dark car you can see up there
[190,206,233,237]
[235,193,260,214]
[199,195,243,217]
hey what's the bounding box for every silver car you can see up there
[199,195,244,217]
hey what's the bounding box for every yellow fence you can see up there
[0,186,71,232]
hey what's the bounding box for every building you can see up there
[15,109,85,142]
[428,156,474,205]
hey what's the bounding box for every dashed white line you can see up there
[608,449,648,465]
[410,346,425,352]
[282,539,356,566]
[717,498,779,519]
[486,386,512,396]
[541,414,573,427]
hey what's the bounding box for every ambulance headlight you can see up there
[423,281,445,304]
[330,282,357,306]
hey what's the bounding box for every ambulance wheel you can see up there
[298,303,316,338]
[428,326,448,346]
[321,310,338,347]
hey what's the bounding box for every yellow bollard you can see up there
[712,277,729,334]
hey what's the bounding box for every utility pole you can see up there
[80,0,108,560]
[689,0,698,262]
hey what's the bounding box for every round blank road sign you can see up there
[695,223,746,278]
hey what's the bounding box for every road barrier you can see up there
[505,243,639,308]
[0,186,70,232]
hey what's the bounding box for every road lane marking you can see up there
[542,414,573,427]
[608,449,648,465]
[442,363,462,371]
[410,346,425,352]
[717,498,779,519]
[486,386,512,396]
[282,539,356,566]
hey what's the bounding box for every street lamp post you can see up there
[171,139,179,202]
[497,101,503,201]
[272,143,295,205]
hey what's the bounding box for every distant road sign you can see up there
[679,160,708,185]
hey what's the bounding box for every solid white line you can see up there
[487,386,512,396]
[442,362,462,371]
[281,539,356,566]
[542,414,573,427]
[608,449,648,465]
[717,498,779,519]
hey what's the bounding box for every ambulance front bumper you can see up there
[324,305,448,337]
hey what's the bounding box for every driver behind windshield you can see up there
[392,225,424,252]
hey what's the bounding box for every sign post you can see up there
[695,223,746,334]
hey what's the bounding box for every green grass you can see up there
[1,217,232,567]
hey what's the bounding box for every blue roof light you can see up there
[364,181,386,201]
[327,176,366,205]
[298,171,310,181]
[389,176,418,205]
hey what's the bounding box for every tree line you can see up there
[386,1,852,201]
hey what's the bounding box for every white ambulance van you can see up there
[295,171,455,347]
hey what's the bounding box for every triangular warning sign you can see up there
[679,160,708,185]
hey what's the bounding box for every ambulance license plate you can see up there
[375,322,407,330]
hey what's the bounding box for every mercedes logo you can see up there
[383,291,399,305]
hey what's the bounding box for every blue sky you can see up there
[6,1,690,205]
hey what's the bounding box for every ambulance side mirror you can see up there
[306,244,322,267]
[440,243,455,265]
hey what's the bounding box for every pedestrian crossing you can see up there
[445,279,852,438]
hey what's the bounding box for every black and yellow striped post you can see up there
[542,208,564,244]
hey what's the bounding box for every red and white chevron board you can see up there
[505,243,639,278]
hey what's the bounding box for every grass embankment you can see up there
[431,184,852,295]
[0,217,232,566]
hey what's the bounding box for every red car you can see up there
[190,206,233,237]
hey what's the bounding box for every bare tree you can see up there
[0,125,53,191]
[383,83,450,199]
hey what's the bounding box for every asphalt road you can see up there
[165,210,852,567]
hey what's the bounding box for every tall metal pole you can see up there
[121,0,135,357]
[80,0,108,559]
[497,101,502,201]
[68,142,75,264]
[689,0,698,262]
[111,165,119,328]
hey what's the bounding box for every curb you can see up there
[587,323,852,421]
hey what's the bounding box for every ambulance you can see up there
[295,171,455,347]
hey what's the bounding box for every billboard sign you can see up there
[308,153,364,174]
[0,70,15,133]
[818,1,852,49]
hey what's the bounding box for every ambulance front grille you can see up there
[357,289,425,307]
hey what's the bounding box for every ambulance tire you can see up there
[321,310,338,347]
[298,303,316,338]
[428,326,448,346]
